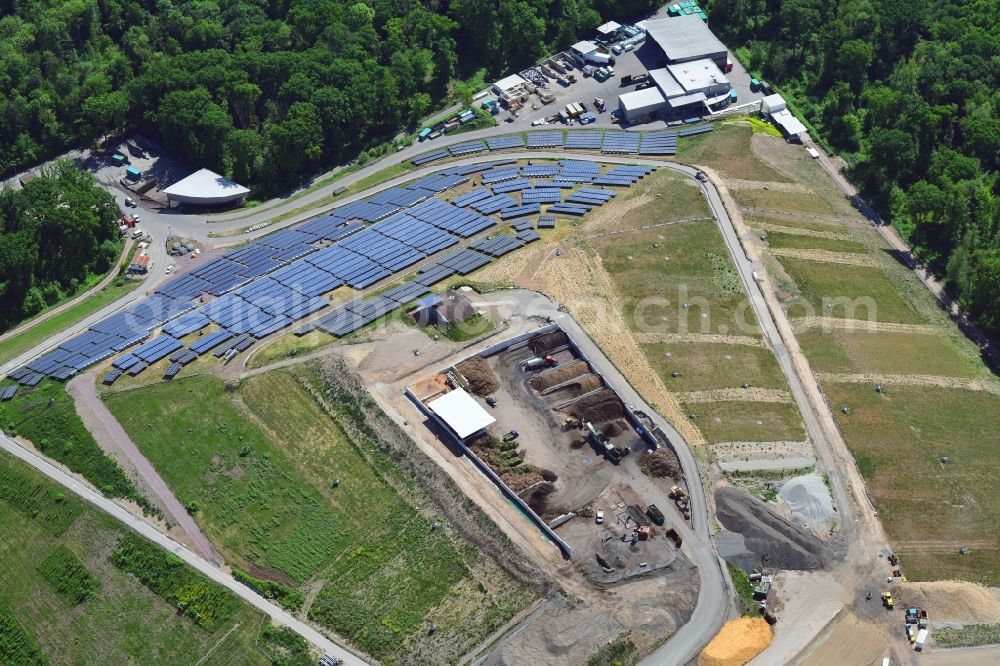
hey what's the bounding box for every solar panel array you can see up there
[678,125,715,137]
[601,130,640,154]
[537,214,556,229]
[413,150,449,166]
[499,203,542,220]
[511,220,534,231]
[639,131,678,155]
[527,131,563,148]
[486,135,525,150]
[11,131,687,382]
[565,131,604,150]
[449,140,488,156]
[594,165,657,186]
[470,233,525,257]
[566,187,617,206]
[0,385,18,401]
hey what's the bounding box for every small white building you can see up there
[492,74,531,105]
[762,94,807,139]
[618,87,668,122]
[596,21,621,38]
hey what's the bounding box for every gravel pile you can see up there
[715,486,831,571]
[779,473,834,528]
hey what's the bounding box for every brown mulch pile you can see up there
[641,448,681,479]
[455,356,499,396]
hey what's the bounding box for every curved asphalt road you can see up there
[2,132,857,663]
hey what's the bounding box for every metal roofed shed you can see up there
[642,14,728,68]
[596,21,621,36]
[427,387,496,440]
[163,168,251,207]
[618,87,667,122]
[571,40,599,56]
[762,94,807,139]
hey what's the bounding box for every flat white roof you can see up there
[762,93,787,113]
[648,68,685,99]
[597,21,621,35]
[619,87,667,112]
[644,15,727,63]
[427,388,496,439]
[667,91,707,108]
[493,74,528,92]
[572,40,598,55]
[665,58,729,93]
[163,169,250,203]
[771,108,807,136]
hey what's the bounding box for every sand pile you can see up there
[715,486,832,570]
[894,582,1000,623]
[455,356,499,396]
[779,473,834,528]
[698,617,771,666]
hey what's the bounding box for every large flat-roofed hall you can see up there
[640,14,728,69]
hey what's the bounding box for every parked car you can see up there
[611,44,622,55]
[485,396,497,407]
[165,264,174,274]
[531,118,548,126]
[124,197,135,207]
[596,510,604,524]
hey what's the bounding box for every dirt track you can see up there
[815,372,1000,394]
[67,373,221,563]
[767,247,877,267]
[680,387,793,404]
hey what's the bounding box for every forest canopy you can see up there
[708,0,1000,336]
[0,162,121,331]
[0,0,658,195]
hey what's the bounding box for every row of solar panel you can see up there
[0,385,18,401]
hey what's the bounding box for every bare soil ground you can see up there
[799,612,890,666]
[680,387,793,404]
[712,441,815,471]
[767,247,878,267]
[887,582,1000,624]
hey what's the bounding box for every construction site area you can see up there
[403,323,703,662]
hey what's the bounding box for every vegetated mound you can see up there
[562,389,625,423]
[715,486,832,571]
[698,617,772,666]
[529,331,568,355]
[456,356,498,396]
[641,449,681,479]
[529,361,589,391]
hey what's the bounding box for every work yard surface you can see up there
[0,452,272,665]
[104,367,536,664]
[690,123,1000,588]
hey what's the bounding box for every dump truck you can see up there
[669,485,687,500]
[646,504,665,526]
[906,607,919,624]
[918,610,929,629]
[881,592,894,609]
[523,355,557,371]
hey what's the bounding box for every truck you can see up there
[905,607,919,624]
[881,592,894,609]
[646,504,665,526]
[918,610,929,629]
[587,52,612,65]
[125,166,142,181]
[523,355,557,371]
[914,628,928,651]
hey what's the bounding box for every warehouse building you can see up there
[163,169,250,207]
[618,57,731,122]
[640,14,728,69]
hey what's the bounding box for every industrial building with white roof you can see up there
[163,168,251,207]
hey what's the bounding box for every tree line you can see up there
[0,0,658,196]
[0,162,121,331]
[709,0,1000,337]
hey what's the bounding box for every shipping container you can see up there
[125,167,141,180]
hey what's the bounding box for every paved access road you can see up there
[0,432,367,666]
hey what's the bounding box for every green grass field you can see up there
[764,230,867,254]
[680,123,791,182]
[594,219,762,338]
[641,341,789,392]
[0,451,269,665]
[798,329,982,378]
[777,256,925,324]
[679,400,806,444]
[105,368,533,662]
[824,382,1000,584]
[0,380,149,511]
[732,188,837,216]
[746,215,846,234]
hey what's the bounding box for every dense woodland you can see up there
[0,162,120,331]
[708,0,1000,335]
[0,0,657,195]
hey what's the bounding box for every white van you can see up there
[131,228,143,240]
